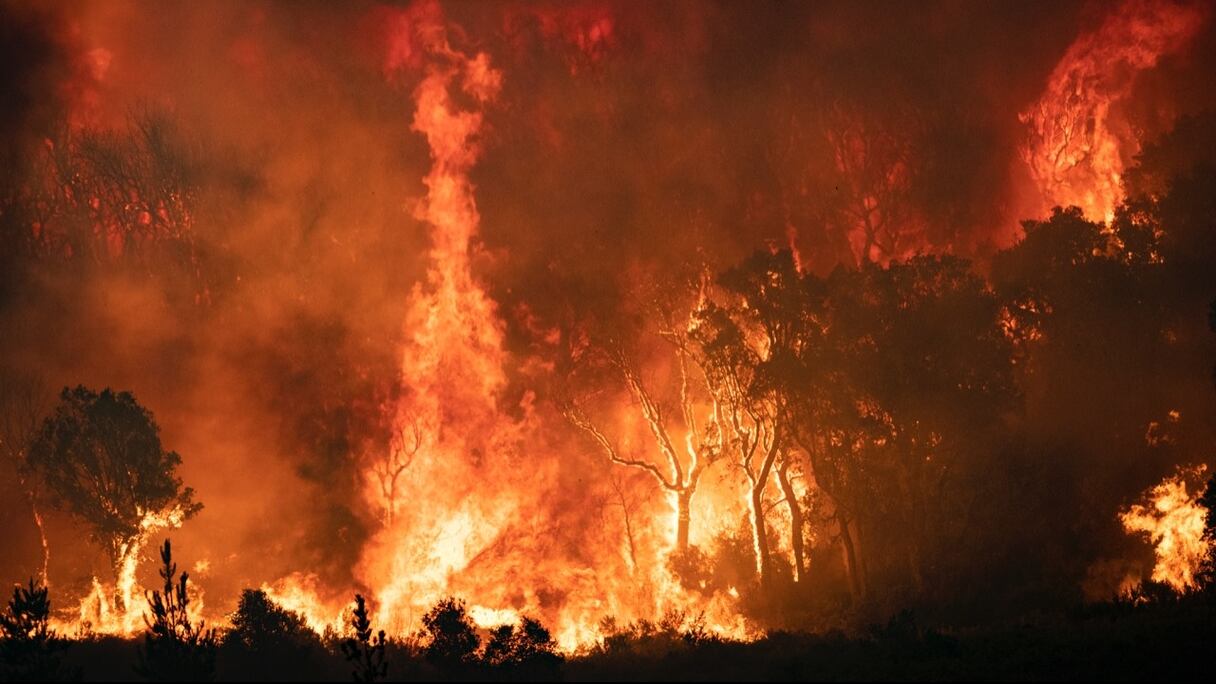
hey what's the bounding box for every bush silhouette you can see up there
[421,597,479,667]
[221,589,322,680]
[482,616,563,679]
[226,589,318,653]
[0,579,72,681]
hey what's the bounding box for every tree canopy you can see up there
[26,386,201,566]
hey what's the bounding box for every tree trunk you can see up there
[750,480,771,587]
[838,511,862,601]
[675,488,692,552]
[31,500,49,586]
[17,473,50,586]
[751,431,782,590]
[777,460,806,584]
[853,518,869,597]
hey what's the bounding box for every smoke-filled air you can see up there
[2,1,1216,681]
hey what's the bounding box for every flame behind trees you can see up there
[1121,466,1213,592]
[1020,0,1207,224]
[563,249,1018,602]
[3,0,1216,648]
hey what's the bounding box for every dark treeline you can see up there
[557,110,1216,628]
[4,539,1216,681]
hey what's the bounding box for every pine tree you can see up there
[340,594,387,683]
[136,540,217,681]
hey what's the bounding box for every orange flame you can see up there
[1120,465,1212,593]
[1019,0,1206,223]
[55,506,195,637]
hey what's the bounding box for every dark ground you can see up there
[45,594,1216,682]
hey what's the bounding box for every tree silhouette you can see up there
[26,386,201,592]
[340,594,387,683]
[0,579,71,681]
[421,597,479,667]
[702,249,817,588]
[137,539,217,682]
[226,589,317,653]
[372,418,420,526]
[482,616,563,679]
[813,256,1016,599]
[1200,475,1216,589]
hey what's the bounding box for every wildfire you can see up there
[1120,466,1212,593]
[1019,0,1206,223]
[261,574,349,637]
[17,1,1216,663]
[54,506,195,637]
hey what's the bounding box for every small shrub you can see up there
[421,597,479,667]
[482,616,563,679]
[137,539,219,682]
[221,589,322,680]
[226,589,319,653]
[0,579,72,681]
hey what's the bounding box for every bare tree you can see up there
[563,324,724,554]
[373,418,421,526]
[605,473,641,574]
[0,372,51,585]
[824,104,922,266]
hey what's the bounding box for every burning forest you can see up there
[2,0,1216,681]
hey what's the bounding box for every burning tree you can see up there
[371,417,421,526]
[0,371,51,584]
[562,289,725,554]
[26,386,201,615]
[2,110,211,301]
[693,250,812,589]
[824,104,923,265]
[1019,0,1205,223]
